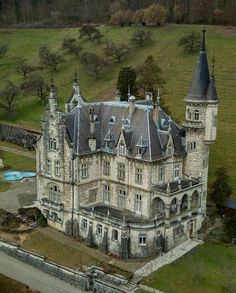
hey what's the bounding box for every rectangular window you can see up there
[188,142,197,151]
[89,189,97,203]
[135,194,142,215]
[97,224,102,235]
[46,159,52,174]
[139,235,147,246]
[112,229,118,241]
[159,165,165,183]
[118,163,125,180]
[174,163,180,181]
[81,163,88,179]
[119,143,125,156]
[81,219,88,230]
[135,168,143,184]
[103,185,110,204]
[118,189,126,209]
[55,161,60,176]
[103,160,110,176]
[49,138,57,151]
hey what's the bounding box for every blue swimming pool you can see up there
[4,171,36,181]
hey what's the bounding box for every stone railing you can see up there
[41,198,64,212]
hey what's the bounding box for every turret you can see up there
[88,108,97,152]
[49,78,58,114]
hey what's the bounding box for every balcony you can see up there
[41,198,64,212]
[152,178,201,196]
[182,120,204,129]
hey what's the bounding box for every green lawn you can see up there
[0,181,11,192]
[1,151,36,171]
[0,141,36,154]
[143,242,236,293]
[0,273,39,293]
[0,24,235,196]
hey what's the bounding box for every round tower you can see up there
[183,28,219,215]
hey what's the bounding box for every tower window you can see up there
[139,235,147,246]
[55,161,60,176]
[135,194,142,214]
[174,163,180,181]
[103,185,110,204]
[46,159,52,174]
[103,160,110,176]
[49,138,57,151]
[112,229,119,241]
[135,168,143,184]
[159,165,165,183]
[194,110,200,121]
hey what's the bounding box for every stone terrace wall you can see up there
[0,123,41,150]
[0,240,89,290]
[0,240,137,292]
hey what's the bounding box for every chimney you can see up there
[153,90,160,125]
[115,90,121,102]
[129,95,136,117]
[88,108,96,152]
[145,92,153,102]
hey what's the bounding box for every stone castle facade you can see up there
[36,29,219,259]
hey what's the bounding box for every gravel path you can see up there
[0,146,36,159]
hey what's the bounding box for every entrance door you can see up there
[189,222,193,238]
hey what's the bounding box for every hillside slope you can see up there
[0,24,235,195]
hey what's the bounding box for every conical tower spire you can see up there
[186,27,210,102]
[206,54,218,102]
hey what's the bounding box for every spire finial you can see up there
[200,26,206,52]
[128,83,131,98]
[157,88,160,106]
[50,72,54,88]
[74,64,78,82]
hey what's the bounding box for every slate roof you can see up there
[63,101,186,162]
[185,29,219,104]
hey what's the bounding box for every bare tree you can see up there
[21,74,49,106]
[104,42,129,63]
[39,46,63,72]
[133,9,146,26]
[131,30,152,47]
[109,10,133,27]
[79,52,108,79]
[16,59,34,79]
[178,32,200,54]
[0,81,21,114]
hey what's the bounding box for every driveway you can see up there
[0,251,86,293]
[0,179,36,213]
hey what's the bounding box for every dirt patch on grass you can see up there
[215,26,236,37]
[98,88,115,101]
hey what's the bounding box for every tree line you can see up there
[0,0,236,26]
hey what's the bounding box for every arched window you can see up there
[181,194,188,210]
[192,191,199,207]
[194,110,200,121]
[49,184,61,202]
[152,197,165,217]
[187,109,192,120]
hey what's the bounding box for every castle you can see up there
[36,29,219,259]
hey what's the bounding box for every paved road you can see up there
[0,251,86,293]
[0,146,36,159]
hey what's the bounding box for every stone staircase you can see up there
[197,217,223,240]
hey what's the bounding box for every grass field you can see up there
[143,242,236,293]
[0,151,36,171]
[0,24,235,195]
[0,273,39,293]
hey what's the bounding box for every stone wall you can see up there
[0,240,137,292]
[0,123,41,150]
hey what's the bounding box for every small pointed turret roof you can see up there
[186,27,210,102]
[206,55,218,103]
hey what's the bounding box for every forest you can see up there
[0,0,236,26]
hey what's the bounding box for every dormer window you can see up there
[136,136,148,156]
[194,110,200,121]
[167,144,172,156]
[104,129,115,149]
[109,116,116,124]
[119,142,126,156]
[72,99,78,108]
